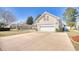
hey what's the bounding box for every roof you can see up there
[35,11,61,23]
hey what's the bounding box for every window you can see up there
[44,15,49,21]
[44,15,46,21]
[47,16,49,21]
[56,22,58,24]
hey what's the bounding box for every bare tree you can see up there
[0,10,16,25]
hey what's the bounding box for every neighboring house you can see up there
[33,11,63,32]
[76,16,79,30]
[62,20,70,31]
[16,22,33,29]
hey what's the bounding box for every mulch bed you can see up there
[72,35,79,42]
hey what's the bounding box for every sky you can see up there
[0,7,79,23]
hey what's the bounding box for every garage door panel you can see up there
[39,24,55,32]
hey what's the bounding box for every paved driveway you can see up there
[0,32,75,51]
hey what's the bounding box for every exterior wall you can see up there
[36,14,60,28]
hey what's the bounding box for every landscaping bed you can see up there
[72,36,79,42]
[67,30,79,50]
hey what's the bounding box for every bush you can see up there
[0,28,10,31]
[55,29,59,32]
[56,28,63,32]
[59,28,64,32]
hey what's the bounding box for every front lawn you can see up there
[67,30,79,50]
[0,29,35,37]
[67,30,79,37]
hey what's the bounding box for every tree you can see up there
[0,10,16,25]
[63,7,78,29]
[26,16,33,25]
[0,9,17,28]
[67,22,76,27]
[0,22,6,28]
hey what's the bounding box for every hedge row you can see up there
[0,28,10,31]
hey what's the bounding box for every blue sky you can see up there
[0,7,79,23]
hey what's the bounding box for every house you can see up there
[33,11,63,32]
[62,20,70,31]
[76,16,79,30]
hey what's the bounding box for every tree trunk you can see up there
[70,26,72,30]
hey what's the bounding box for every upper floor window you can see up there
[44,15,49,21]
[56,22,58,25]
[47,16,49,21]
[44,15,46,21]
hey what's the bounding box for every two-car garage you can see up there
[38,24,56,32]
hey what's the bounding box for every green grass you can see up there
[67,30,79,51]
[67,30,79,37]
[0,29,34,37]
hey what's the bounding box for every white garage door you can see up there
[39,24,55,32]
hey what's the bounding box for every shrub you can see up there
[56,28,63,32]
[56,28,59,32]
[59,28,64,32]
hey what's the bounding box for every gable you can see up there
[35,12,60,24]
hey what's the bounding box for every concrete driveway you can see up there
[0,32,75,51]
